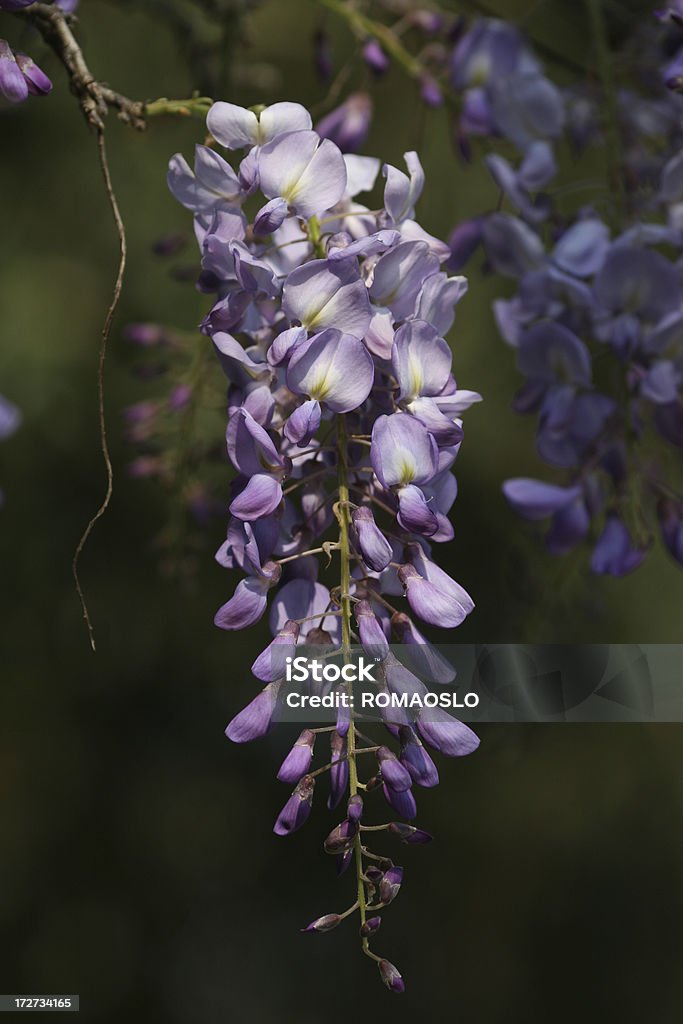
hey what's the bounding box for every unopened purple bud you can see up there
[419,73,443,108]
[355,601,389,659]
[0,40,29,103]
[253,196,289,236]
[383,783,417,819]
[168,384,192,412]
[301,913,342,933]
[352,506,393,571]
[316,92,373,154]
[324,818,357,855]
[124,323,169,346]
[377,745,412,792]
[274,774,315,836]
[362,38,390,76]
[360,915,382,937]
[388,822,433,844]
[336,849,353,875]
[14,53,52,96]
[447,218,484,272]
[251,619,299,682]
[379,865,404,905]
[398,724,439,787]
[416,707,479,757]
[347,794,363,822]
[225,683,279,743]
[277,728,316,783]
[378,958,405,994]
[328,731,349,809]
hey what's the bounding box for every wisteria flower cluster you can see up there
[167,99,481,990]
[446,13,683,575]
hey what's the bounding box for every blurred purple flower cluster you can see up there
[446,14,683,575]
[167,98,481,989]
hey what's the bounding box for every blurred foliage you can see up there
[0,0,681,1020]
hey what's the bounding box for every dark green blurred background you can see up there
[0,1,681,1020]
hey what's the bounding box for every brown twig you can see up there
[72,130,127,652]
[16,3,146,129]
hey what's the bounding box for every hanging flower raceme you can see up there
[445,9,683,576]
[168,99,481,992]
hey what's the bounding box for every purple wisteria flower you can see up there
[0,39,51,104]
[168,99,482,990]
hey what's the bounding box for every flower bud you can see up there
[316,93,372,154]
[382,783,417,820]
[328,731,349,809]
[347,794,363,822]
[398,724,440,787]
[377,746,412,792]
[388,822,433,844]
[0,40,28,103]
[354,600,389,660]
[419,73,442,108]
[324,818,357,855]
[362,39,389,76]
[301,913,342,933]
[378,958,405,994]
[273,774,315,836]
[336,848,353,875]
[351,506,393,571]
[379,866,404,905]
[15,53,52,96]
[360,915,382,937]
[277,729,316,784]
[124,323,169,346]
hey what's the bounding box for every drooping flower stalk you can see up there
[166,98,482,990]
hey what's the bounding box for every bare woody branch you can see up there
[13,3,212,130]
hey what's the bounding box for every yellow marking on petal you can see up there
[308,372,332,401]
[398,455,417,486]
[469,55,491,87]
[408,354,423,397]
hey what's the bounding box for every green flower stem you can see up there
[336,413,369,943]
[145,96,214,120]
[317,0,423,79]
[585,0,627,219]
